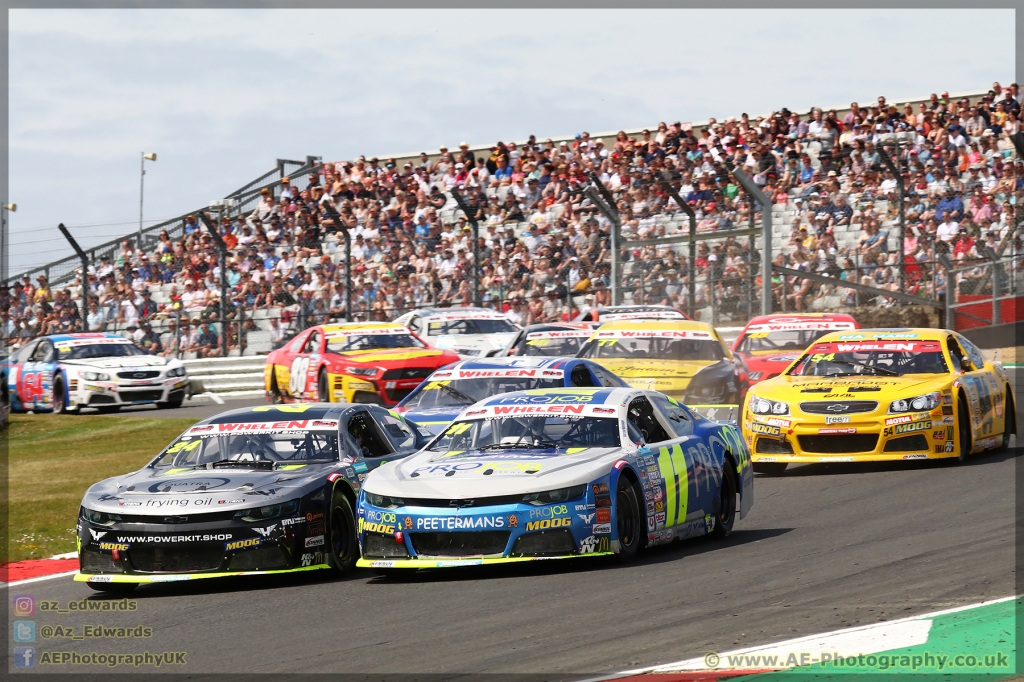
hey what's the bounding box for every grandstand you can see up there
[4,84,1022,360]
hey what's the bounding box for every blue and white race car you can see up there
[357,387,753,569]
[3,333,189,413]
[395,357,630,435]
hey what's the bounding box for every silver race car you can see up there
[75,403,431,592]
[357,387,753,570]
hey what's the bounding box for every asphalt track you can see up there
[12,374,1021,678]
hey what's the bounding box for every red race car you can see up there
[264,322,460,406]
[732,313,860,389]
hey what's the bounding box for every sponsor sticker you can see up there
[825,415,851,425]
[818,428,856,434]
[304,535,325,548]
[885,415,912,426]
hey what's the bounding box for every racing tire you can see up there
[997,389,1015,452]
[269,369,285,404]
[954,395,972,464]
[709,458,737,540]
[158,397,184,410]
[753,462,787,476]
[86,582,137,594]
[613,477,643,563]
[327,492,358,575]
[317,371,330,403]
[52,377,68,414]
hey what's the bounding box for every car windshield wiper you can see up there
[437,382,477,405]
[203,459,274,470]
[479,441,558,450]
[829,360,898,376]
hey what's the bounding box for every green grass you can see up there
[6,414,196,563]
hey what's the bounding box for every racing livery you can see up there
[3,333,188,413]
[576,304,689,323]
[357,387,753,569]
[576,320,745,408]
[395,357,630,434]
[393,307,521,359]
[742,329,1016,474]
[732,314,859,389]
[75,403,432,591]
[264,322,460,407]
[499,322,599,357]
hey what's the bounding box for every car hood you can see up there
[81,463,339,515]
[590,357,715,391]
[751,374,950,401]
[331,348,448,364]
[363,447,623,499]
[399,407,464,434]
[736,351,802,373]
[428,333,518,357]
[63,356,179,370]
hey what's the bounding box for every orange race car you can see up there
[264,322,461,406]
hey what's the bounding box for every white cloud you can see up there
[9,8,1013,273]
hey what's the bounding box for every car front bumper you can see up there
[72,377,188,408]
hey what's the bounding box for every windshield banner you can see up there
[601,311,685,320]
[188,420,339,436]
[325,327,408,338]
[745,321,856,333]
[54,337,134,348]
[809,341,940,353]
[432,368,564,380]
[526,331,591,340]
[594,329,711,340]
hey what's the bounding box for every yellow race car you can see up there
[575,319,743,407]
[742,328,1016,474]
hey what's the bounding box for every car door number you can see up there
[289,357,311,396]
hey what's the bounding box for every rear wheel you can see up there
[753,462,787,476]
[613,477,642,562]
[997,389,1015,451]
[709,458,737,540]
[86,582,137,594]
[327,492,358,575]
[317,371,330,403]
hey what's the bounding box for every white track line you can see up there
[1,570,80,588]
[581,595,1017,681]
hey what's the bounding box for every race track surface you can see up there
[14,375,1020,678]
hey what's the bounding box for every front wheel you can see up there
[52,378,68,414]
[327,492,358,575]
[753,462,787,476]
[613,477,643,562]
[709,459,737,540]
[955,396,972,463]
[86,582,137,594]
[158,397,184,410]
[269,369,285,404]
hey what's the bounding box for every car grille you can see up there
[363,532,410,558]
[510,530,576,557]
[797,435,879,453]
[115,511,239,524]
[88,394,116,405]
[226,546,290,571]
[117,370,161,380]
[119,390,164,402]
[382,367,435,380]
[81,551,123,573]
[883,435,929,452]
[129,547,224,573]
[755,438,794,454]
[799,401,879,414]
[410,531,511,556]
[384,388,414,403]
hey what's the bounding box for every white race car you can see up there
[3,333,189,413]
[393,307,520,359]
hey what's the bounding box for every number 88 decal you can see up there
[289,357,311,396]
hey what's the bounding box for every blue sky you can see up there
[8,8,1014,273]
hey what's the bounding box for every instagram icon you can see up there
[12,595,35,617]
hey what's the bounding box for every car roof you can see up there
[814,328,946,343]
[194,403,350,425]
[47,332,125,343]
[441,357,580,371]
[319,322,406,334]
[743,313,858,327]
[522,322,595,332]
[594,319,716,333]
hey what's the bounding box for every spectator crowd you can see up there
[4,82,1023,355]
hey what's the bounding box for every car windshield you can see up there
[578,333,724,361]
[403,376,565,408]
[737,329,836,354]
[426,416,620,452]
[56,342,147,361]
[518,332,590,357]
[152,425,340,468]
[326,331,424,352]
[788,340,948,377]
[426,317,517,336]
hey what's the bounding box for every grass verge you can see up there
[7,414,195,563]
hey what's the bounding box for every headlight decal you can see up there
[888,392,941,414]
[749,395,789,415]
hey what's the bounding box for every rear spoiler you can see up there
[688,404,740,423]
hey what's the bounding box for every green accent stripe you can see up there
[356,553,612,569]
[673,444,688,524]
[657,447,677,527]
[74,564,331,584]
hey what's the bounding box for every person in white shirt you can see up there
[937,218,960,243]
[275,251,295,280]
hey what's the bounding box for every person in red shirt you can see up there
[952,229,975,259]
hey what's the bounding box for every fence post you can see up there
[726,165,772,315]
[937,254,953,330]
[982,246,1001,325]
[587,173,621,306]
[197,211,230,357]
[57,224,90,329]
[450,188,480,307]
